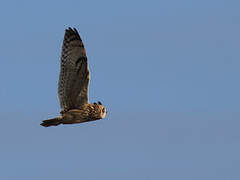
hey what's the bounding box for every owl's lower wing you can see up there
[58,27,90,111]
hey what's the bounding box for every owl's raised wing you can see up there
[58,27,90,111]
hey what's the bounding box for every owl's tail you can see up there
[40,117,63,127]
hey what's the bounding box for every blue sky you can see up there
[0,0,240,179]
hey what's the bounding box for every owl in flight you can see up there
[41,27,107,127]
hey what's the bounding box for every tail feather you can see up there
[40,117,62,127]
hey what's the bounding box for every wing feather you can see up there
[58,27,90,111]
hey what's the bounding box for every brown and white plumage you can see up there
[41,27,107,127]
[58,27,89,110]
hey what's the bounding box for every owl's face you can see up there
[98,105,107,119]
[92,101,107,119]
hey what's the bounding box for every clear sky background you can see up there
[0,0,239,179]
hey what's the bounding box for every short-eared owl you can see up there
[41,27,107,127]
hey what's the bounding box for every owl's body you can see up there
[41,27,107,127]
[41,103,106,127]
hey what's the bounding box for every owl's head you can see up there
[93,101,107,119]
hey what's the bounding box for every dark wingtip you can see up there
[73,28,78,33]
[65,27,81,40]
[98,101,102,105]
[65,27,77,32]
[65,27,72,32]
